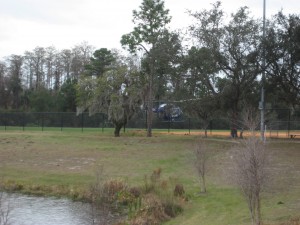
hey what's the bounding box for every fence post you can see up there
[42,113,44,131]
[188,118,191,134]
[61,113,64,131]
[102,114,104,133]
[4,113,7,131]
[81,113,84,132]
[287,109,291,137]
[145,109,148,131]
[23,112,25,131]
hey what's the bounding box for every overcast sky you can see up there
[0,0,299,59]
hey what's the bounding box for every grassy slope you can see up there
[0,129,299,224]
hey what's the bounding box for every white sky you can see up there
[0,0,299,59]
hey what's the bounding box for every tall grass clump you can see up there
[128,168,186,225]
[89,167,186,225]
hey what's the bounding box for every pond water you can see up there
[0,193,118,225]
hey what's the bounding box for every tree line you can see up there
[0,42,94,112]
[0,0,299,136]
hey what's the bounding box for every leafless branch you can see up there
[241,106,260,133]
[232,137,269,225]
[194,140,209,193]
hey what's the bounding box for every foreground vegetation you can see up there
[0,129,299,224]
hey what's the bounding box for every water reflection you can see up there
[0,192,114,225]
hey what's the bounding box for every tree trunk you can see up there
[231,108,238,138]
[203,121,209,138]
[146,62,154,137]
[255,192,262,225]
[114,123,123,137]
[204,129,208,138]
[201,175,206,193]
[239,128,244,139]
[147,89,153,137]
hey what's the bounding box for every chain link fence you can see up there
[0,112,108,131]
[0,110,299,138]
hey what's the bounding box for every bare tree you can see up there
[60,49,72,80]
[23,53,35,89]
[71,42,94,80]
[24,47,46,90]
[233,137,268,225]
[194,140,209,193]
[7,55,23,109]
[89,166,106,225]
[239,106,261,138]
[0,62,9,109]
[242,107,260,132]
[52,54,62,92]
[45,46,57,89]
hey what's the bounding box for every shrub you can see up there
[174,184,185,197]
[143,168,162,193]
[91,168,185,225]
[130,193,170,225]
[89,175,128,209]
[162,200,183,218]
[103,179,127,203]
[150,168,161,183]
[127,169,185,224]
[129,187,141,198]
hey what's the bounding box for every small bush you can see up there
[127,170,185,224]
[101,179,128,205]
[130,193,170,225]
[103,179,127,200]
[174,184,185,197]
[89,176,128,210]
[129,187,141,198]
[91,169,185,225]
[143,168,162,193]
[150,168,161,183]
[163,200,183,218]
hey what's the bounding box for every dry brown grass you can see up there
[130,193,170,225]
[265,217,300,225]
[160,130,297,139]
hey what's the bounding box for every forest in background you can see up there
[0,1,299,136]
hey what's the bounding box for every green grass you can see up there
[0,129,299,224]
[165,186,250,225]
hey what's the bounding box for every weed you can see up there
[102,179,128,204]
[126,169,185,224]
[130,193,170,225]
[143,167,162,193]
[174,184,185,197]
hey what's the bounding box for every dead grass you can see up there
[265,217,300,225]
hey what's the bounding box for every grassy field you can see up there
[0,129,299,224]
